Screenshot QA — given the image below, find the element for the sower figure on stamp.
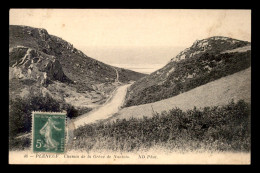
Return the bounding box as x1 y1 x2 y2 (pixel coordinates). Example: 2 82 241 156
40 117 62 151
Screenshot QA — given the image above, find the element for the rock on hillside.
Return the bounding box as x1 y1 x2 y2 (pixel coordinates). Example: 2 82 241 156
9 25 146 107
171 36 250 62
124 36 251 107
109 67 251 122
9 25 146 86
9 46 71 85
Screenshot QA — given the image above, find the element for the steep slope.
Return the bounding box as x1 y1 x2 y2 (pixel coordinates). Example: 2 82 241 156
9 47 71 84
108 67 251 122
124 36 251 107
9 25 145 84
9 25 146 107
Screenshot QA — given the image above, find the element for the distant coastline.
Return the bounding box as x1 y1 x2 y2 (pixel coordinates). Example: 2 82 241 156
78 46 185 74
110 63 165 74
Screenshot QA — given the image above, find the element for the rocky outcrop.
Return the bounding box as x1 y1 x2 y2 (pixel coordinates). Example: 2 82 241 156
9 25 146 85
9 25 146 106
124 36 251 107
171 36 250 62
9 46 71 85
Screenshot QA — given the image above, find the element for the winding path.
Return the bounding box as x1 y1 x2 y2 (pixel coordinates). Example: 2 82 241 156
72 83 131 129
113 67 119 83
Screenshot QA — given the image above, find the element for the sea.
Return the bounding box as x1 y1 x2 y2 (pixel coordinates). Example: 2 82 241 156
78 46 185 74
109 63 166 74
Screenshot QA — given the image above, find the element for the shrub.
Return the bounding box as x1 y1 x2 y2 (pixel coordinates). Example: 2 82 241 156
9 90 85 150
73 100 251 152
9 93 61 138
65 105 79 119
125 51 251 107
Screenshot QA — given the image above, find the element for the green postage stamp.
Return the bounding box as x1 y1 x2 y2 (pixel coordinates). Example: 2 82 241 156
32 112 66 153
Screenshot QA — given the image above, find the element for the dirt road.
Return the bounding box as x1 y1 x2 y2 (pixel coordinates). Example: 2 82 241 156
113 67 119 83
72 83 131 128
108 67 251 122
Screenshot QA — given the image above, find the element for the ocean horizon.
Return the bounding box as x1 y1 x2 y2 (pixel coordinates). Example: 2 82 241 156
110 63 166 74
78 46 185 74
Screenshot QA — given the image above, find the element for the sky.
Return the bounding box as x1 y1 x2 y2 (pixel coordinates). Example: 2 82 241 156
9 9 251 73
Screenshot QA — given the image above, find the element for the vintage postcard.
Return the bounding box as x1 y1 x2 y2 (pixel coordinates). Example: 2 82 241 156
9 9 251 164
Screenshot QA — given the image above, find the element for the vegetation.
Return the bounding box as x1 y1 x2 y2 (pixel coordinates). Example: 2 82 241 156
73 100 250 152
125 51 251 107
9 47 28 66
77 107 92 116
9 92 79 150
66 106 92 119
9 25 146 86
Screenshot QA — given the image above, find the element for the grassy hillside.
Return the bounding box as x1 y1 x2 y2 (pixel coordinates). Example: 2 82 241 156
9 25 146 111
9 25 146 86
109 67 250 121
124 37 251 107
72 100 250 152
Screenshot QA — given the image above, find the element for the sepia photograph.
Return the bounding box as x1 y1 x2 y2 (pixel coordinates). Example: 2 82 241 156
9 9 251 164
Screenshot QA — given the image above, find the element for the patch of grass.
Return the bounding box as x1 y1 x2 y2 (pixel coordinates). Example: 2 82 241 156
20 79 37 86
66 106 92 119
9 136 31 151
10 25 145 87
73 100 250 152
9 91 79 150
77 107 92 116
125 51 251 107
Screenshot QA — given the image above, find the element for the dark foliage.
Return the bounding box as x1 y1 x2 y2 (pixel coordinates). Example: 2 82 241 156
66 105 79 119
125 51 251 107
73 100 250 152
9 93 61 138
9 93 79 149
77 107 92 116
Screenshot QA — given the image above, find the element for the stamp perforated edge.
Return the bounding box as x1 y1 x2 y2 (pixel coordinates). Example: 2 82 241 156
31 111 67 154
